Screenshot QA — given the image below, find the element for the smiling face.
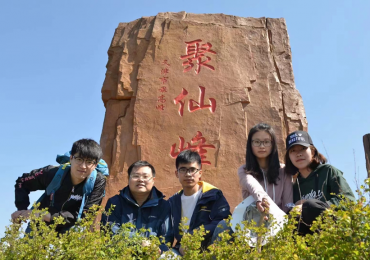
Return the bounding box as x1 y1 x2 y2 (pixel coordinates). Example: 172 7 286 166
288 145 313 171
251 130 273 161
70 153 97 184
175 161 202 189
128 166 155 194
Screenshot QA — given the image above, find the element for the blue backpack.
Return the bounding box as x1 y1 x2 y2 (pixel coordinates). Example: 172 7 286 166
35 152 109 219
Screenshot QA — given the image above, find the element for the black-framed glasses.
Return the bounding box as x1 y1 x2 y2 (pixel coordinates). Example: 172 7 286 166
130 175 154 182
72 156 97 167
251 140 272 147
177 167 200 175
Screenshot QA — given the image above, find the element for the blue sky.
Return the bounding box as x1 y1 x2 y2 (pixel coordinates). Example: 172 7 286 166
0 0 369 236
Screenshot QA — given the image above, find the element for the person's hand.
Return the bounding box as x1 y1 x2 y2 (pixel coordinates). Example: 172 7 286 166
11 210 24 223
295 200 306 206
257 198 270 221
12 210 51 224
141 239 151 247
11 210 31 223
33 211 51 222
291 204 303 214
256 198 270 213
42 213 51 222
179 245 185 256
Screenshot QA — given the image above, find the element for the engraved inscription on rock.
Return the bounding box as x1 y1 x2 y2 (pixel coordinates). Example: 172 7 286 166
100 12 307 209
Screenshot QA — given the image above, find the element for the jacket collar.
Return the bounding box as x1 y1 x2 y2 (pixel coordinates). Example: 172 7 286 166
200 181 217 193
297 164 324 183
176 181 217 195
171 181 219 241
120 185 164 208
197 181 219 204
173 181 219 207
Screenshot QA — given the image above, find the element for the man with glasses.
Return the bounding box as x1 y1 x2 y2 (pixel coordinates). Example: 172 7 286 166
12 138 107 233
101 161 173 252
169 150 231 255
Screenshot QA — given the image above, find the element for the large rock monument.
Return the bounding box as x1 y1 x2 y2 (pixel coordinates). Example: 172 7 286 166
100 12 307 209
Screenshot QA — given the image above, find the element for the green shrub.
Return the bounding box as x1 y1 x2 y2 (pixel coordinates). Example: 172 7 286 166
0 205 162 260
2 179 370 259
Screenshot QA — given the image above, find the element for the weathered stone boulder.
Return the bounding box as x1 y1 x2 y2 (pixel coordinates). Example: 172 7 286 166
100 12 307 209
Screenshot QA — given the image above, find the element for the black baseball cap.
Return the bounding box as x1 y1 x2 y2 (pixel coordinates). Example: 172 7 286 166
286 130 313 151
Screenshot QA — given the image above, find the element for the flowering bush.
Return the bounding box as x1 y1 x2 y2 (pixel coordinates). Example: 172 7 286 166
1 179 370 259
0 206 163 260
175 179 370 260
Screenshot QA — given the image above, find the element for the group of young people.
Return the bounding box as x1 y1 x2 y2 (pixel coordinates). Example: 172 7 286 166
11 124 356 255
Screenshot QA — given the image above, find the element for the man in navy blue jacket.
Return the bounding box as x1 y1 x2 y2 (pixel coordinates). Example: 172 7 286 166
169 150 231 255
101 161 173 252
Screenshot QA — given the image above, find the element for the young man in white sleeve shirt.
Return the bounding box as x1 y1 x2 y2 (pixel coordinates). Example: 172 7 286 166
169 150 231 256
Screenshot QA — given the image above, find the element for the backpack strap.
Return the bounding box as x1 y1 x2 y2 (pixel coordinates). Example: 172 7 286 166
77 170 97 219
46 164 70 195
77 159 109 218
33 164 69 209
47 164 70 207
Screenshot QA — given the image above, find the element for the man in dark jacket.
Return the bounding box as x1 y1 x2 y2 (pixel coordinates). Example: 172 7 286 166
101 161 173 252
12 139 107 233
169 150 231 255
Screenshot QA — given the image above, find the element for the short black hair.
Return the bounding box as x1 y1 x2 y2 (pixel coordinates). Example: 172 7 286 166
175 150 202 169
127 161 156 178
71 139 102 163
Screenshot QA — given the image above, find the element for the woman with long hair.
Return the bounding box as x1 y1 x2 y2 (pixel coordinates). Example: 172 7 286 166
285 130 355 235
238 123 293 213
211 123 292 243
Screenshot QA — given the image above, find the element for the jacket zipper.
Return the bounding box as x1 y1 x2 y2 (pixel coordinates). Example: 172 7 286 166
61 186 74 211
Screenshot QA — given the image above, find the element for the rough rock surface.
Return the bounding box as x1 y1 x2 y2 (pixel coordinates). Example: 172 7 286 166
100 12 307 210
363 134 370 178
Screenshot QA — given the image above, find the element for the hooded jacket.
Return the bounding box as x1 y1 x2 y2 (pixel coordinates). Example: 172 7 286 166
293 164 355 206
169 181 231 248
101 186 173 252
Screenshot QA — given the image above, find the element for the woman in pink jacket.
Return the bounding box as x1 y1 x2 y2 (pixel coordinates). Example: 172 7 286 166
237 123 293 213
211 123 293 243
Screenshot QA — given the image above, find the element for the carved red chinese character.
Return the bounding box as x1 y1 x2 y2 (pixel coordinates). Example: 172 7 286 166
156 104 165 111
158 86 168 93
170 131 215 165
161 68 170 75
162 60 170 67
180 39 217 74
173 88 189 116
159 77 168 84
173 86 216 116
189 86 216 113
157 95 166 103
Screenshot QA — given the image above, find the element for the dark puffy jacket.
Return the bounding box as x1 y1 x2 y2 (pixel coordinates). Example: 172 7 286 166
169 181 231 248
101 186 173 252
